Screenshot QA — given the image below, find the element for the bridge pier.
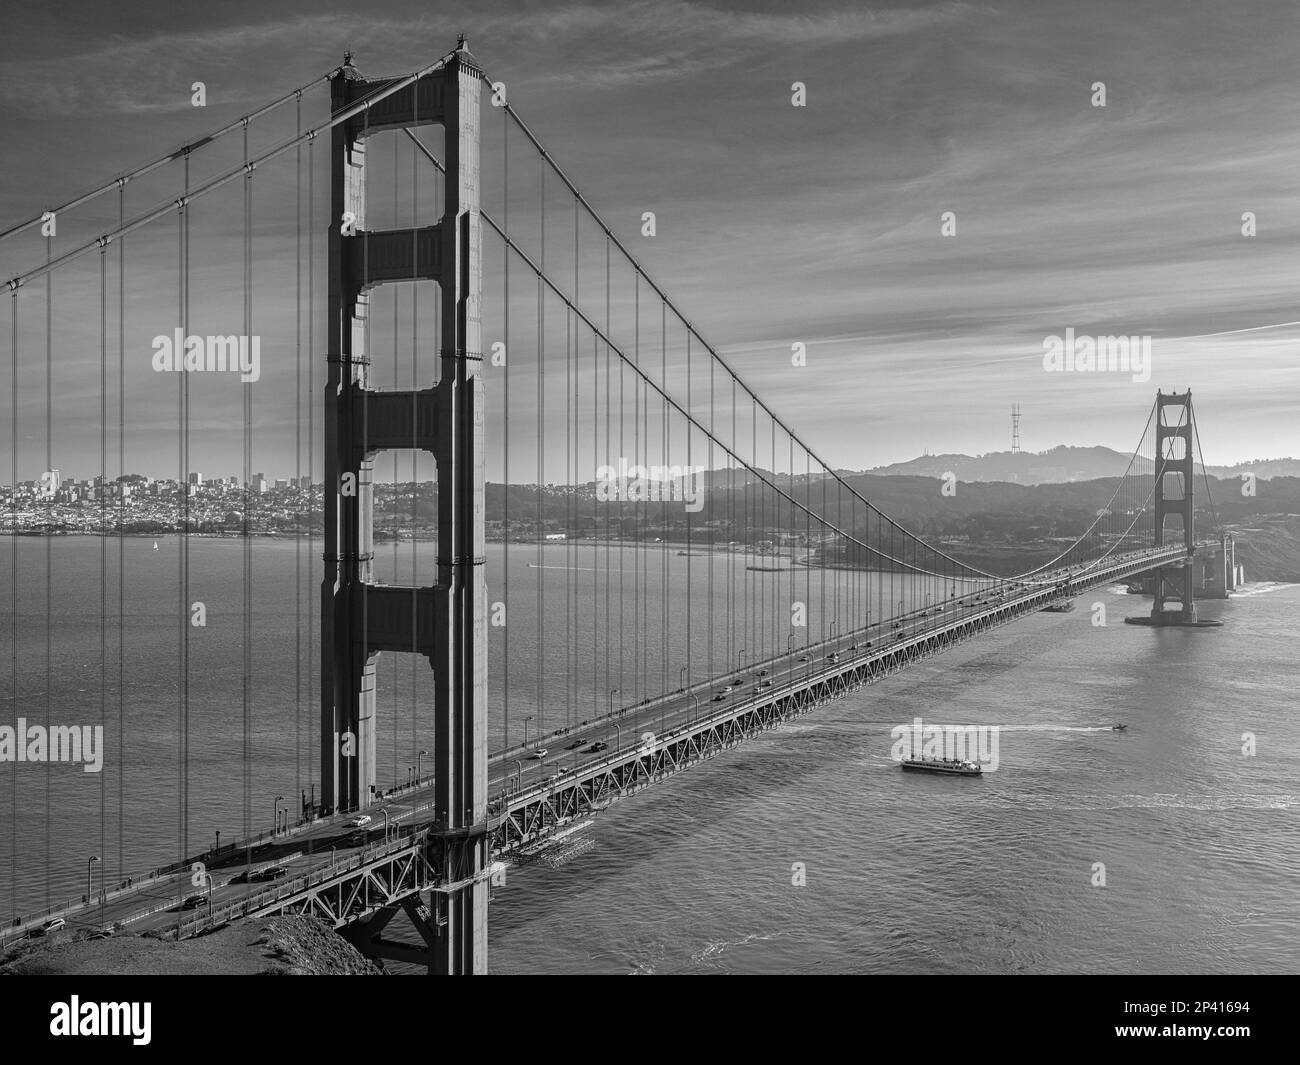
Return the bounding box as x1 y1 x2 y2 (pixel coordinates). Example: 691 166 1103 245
1125 391 1223 628
322 38 488 972
1149 391 1197 623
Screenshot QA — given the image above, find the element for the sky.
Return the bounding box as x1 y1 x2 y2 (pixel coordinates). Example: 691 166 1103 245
1 0 1298 483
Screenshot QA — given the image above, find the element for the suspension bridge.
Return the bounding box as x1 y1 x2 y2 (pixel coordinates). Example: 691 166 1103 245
0 38 1230 973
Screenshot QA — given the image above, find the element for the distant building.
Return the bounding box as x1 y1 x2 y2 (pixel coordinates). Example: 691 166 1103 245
189 472 202 485
274 478 289 491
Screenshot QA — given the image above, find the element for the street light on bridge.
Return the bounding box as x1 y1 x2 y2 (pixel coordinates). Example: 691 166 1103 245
608 688 620 717
417 749 429 784
273 795 285 836
86 855 99 910
524 714 534 747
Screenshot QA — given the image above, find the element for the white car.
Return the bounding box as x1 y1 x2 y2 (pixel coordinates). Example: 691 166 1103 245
350 815 372 827
528 749 549 760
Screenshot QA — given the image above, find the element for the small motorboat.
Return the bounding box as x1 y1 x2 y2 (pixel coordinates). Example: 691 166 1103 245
1112 723 1127 731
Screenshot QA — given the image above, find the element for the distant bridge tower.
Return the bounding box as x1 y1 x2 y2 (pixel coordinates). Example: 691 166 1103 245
1150 390 1196 622
321 39 488 973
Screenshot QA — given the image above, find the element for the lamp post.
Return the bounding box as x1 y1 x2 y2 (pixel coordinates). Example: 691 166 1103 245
524 714 534 747
86 855 99 910
417 749 428 784
273 795 284 837
382 808 390 843
737 649 747 674
607 688 619 717
787 633 795 654
614 723 622 752
689 693 700 724
513 759 522 790
678 666 687 692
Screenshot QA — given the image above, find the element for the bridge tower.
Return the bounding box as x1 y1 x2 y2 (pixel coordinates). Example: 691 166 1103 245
1150 390 1196 623
322 39 488 973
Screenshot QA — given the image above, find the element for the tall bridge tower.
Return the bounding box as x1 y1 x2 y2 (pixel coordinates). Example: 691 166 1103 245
1151 390 1196 623
321 38 488 972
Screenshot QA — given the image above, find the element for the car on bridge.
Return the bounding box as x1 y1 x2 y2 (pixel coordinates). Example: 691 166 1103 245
586 741 609 753
713 693 727 701
757 669 769 676
254 866 288 882
31 917 66 937
181 894 206 910
529 748 549 759
351 814 372 827
564 737 587 749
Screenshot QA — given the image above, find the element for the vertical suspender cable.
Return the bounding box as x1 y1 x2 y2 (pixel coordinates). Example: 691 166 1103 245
8 290 16 920
98 244 107 905
117 184 125 881
44 231 51 903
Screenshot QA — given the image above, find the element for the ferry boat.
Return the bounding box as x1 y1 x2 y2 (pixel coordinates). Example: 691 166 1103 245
1040 599 1074 613
899 757 982 776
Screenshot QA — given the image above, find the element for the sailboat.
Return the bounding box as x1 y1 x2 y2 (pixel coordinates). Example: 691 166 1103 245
152 541 159 551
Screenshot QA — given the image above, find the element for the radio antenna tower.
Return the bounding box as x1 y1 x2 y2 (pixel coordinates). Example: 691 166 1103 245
1011 404 1022 454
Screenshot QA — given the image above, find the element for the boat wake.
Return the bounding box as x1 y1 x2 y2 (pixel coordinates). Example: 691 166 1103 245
690 931 788 967
1230 581 1297 597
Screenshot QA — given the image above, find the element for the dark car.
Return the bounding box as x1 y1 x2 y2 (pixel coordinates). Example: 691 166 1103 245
564 737 587 750
712 693 727 701
586 741 609 753
181 894 206 910
254 866 288 882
